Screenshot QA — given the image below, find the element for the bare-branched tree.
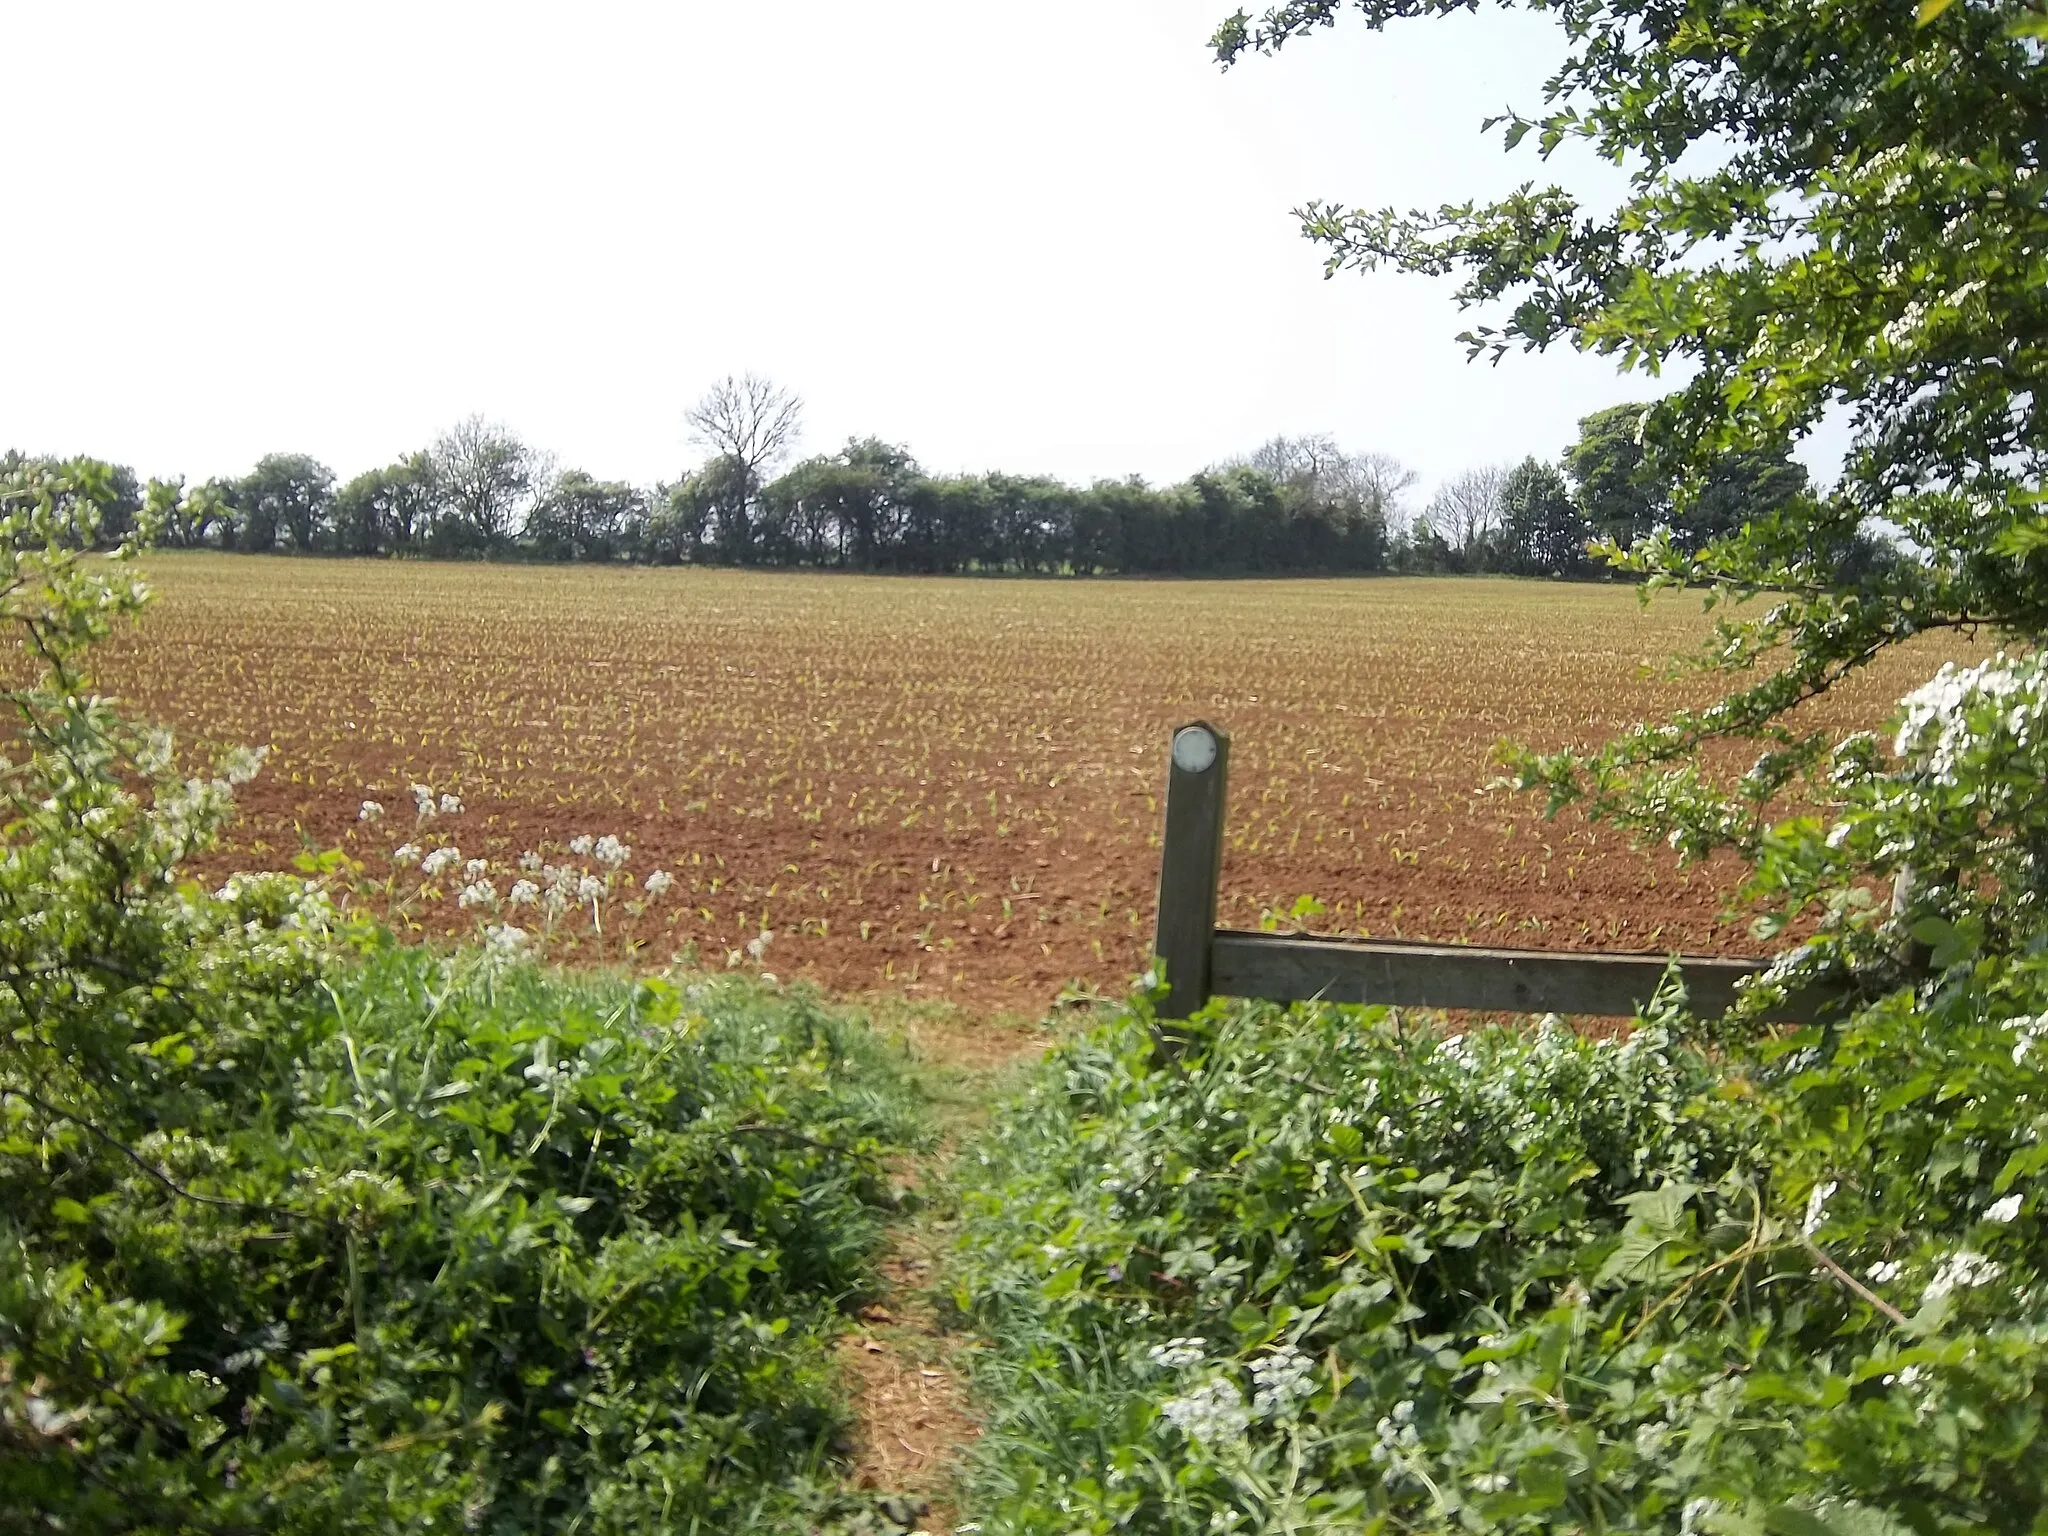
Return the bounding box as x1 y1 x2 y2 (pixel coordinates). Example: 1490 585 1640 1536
430 416 549 546
1426 464 1510 558
685 374 803 482
682 375 803 560
1237 435 1417 529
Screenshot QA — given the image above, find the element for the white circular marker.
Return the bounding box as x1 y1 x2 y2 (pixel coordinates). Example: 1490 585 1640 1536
1171 725 1218 775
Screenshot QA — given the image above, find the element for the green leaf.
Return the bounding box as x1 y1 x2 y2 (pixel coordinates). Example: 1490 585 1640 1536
50 1198 90 1224
1765 1507 1844 1536
1915 0 1956 22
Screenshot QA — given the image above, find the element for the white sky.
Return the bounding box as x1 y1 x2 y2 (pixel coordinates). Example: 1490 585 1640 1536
3 1 1671 503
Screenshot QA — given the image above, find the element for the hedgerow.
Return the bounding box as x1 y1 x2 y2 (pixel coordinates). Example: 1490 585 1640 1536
957 972 2048 1533
0 461 925 1530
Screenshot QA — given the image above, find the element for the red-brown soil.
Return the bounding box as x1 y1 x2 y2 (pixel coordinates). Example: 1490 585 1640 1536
105 556 1971 1012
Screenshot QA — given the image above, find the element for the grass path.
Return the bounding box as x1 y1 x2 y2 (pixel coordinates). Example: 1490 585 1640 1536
836 1001 1061 1533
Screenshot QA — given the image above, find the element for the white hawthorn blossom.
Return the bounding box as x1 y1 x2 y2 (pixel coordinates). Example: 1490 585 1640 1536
1803 1179 1839 1237
1985 1193 2023 1224
1922 1249 2003 1304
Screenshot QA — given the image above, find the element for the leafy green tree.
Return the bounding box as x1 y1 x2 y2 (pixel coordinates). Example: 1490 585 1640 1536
237 452 337 552
1496 456 1590 577
1567 403 1810 552
336 451 437 555
1218 0 2046 858
525 469 645 562
763 438 923 568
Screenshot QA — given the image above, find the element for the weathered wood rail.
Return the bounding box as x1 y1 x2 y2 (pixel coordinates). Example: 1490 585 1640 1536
1151 721 1832 1023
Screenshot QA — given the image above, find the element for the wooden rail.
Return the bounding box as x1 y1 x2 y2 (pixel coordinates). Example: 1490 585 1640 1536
1151 721 1830 1023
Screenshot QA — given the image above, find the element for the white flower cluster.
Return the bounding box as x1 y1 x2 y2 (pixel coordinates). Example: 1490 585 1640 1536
1146 1337 1206 1370
1369 1398 1420 1471
1894 652 2044 785
1248 1345 1315 1419
643 869 674 897
1922 1249 2003 1305
409 782 463 820
481 922 528 972
523 1037 588 1094
1802 1179 1838 1238
420 846 462 879
2006 1011 2048 1066
1984 1193 2023 1224
1157 1378 1250 1447
1680 1496 1721 1536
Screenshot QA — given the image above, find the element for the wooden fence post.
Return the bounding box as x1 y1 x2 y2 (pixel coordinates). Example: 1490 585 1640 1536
1154 721 1229 1021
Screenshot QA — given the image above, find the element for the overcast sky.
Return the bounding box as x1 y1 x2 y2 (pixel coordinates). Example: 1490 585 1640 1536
3 2 1665 503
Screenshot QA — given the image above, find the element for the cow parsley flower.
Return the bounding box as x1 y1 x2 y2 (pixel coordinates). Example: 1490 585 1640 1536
593 834 629 868
517 851 544 872
391 843 422 866
568 834 594 856
1158 1378 1250 1446
482 923 527 963
577 874 605 903
411 784 436 818
1249 1345 1315 1419
420 847 462 879
747 929 774 962
1146 1338 1206 1370
507 879 539 907
456 880 497 910
643 869 674 897
464 858 488 881
438 792 463 816
358 800 385 823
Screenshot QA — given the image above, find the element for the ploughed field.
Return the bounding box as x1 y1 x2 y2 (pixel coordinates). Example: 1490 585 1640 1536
108 554 1963 1008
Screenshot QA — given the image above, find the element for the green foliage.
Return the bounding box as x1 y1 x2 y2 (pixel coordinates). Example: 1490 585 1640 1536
958 981 2048 1533
0 459 924 1531
1495 458 1588 578
1217 0 2045 868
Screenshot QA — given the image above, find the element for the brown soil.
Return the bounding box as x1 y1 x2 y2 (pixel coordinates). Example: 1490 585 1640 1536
108 558 1977 1015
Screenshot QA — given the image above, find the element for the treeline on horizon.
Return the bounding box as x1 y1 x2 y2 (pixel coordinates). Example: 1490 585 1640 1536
8 374 1872 580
